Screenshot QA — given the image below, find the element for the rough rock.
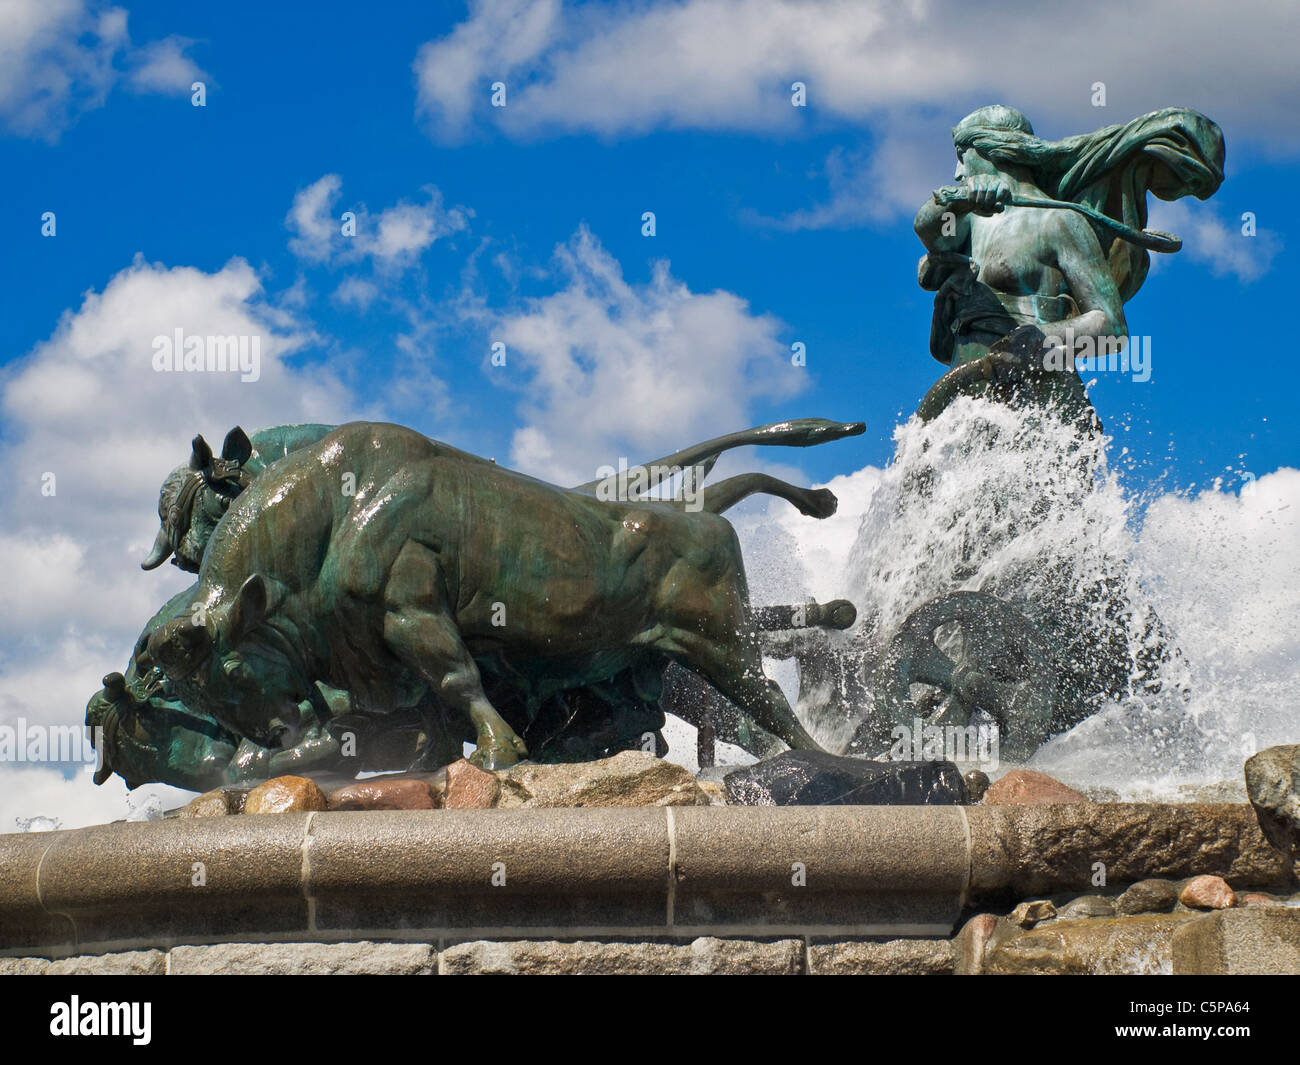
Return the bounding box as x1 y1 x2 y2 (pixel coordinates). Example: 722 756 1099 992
984 915 1189 975
243 775 327 814
1245 744 1300 855
809 938 953 975
953 913 1017 975
723 751 967 807
695 779 728 806
1238 892 1284 906
442 759 501 809
1009 899 1057 927
1179 874 1236 910
327 776 437 811
47 950 166 975
439 937 803 975
0 958 51 975
1116 878 1180 915
179 786 247 818
964 770 990 803
169 941 437 975
495 751 702 808
983 769 1089 805
1058 894 1116 919
1172 907 1300 975
970 803 1296 895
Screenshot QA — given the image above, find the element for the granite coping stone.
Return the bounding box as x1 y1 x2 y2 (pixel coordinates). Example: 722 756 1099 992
0 804 1293 955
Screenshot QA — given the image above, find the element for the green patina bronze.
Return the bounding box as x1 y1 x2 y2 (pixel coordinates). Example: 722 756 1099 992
85 583 348 791
849 105 1225 750
913 105 1224 424
85 105 1229 789
142 423 337 574
90 418 863 785
141 422 845 771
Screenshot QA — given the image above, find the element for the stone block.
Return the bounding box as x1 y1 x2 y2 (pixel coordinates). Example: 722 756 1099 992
439 937 803 975
170 941 437 975
1172 907 1300 974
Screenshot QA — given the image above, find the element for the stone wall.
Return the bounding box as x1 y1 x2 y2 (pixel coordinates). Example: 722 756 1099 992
0 937 954 975
1 803 1295 974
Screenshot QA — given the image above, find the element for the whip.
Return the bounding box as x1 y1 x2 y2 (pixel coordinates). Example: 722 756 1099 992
932 184 1182 253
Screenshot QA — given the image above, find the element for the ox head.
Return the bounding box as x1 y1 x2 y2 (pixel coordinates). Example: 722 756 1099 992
145 574 309 747
142 427 255 573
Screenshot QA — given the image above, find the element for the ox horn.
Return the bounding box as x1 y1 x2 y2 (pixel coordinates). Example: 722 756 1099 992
141 527 174 570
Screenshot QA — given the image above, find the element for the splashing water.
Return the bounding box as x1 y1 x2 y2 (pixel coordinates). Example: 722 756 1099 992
15 815 61 833
742 394 1299 799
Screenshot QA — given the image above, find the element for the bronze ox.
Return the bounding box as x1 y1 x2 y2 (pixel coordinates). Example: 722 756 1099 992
147 421 860 768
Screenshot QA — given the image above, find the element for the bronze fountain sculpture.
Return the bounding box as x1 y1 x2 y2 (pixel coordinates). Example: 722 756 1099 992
841 104 1223 761
86 104 1225 792
88 419 863 787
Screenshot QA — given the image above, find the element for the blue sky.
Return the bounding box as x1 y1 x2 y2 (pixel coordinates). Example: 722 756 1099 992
6 0 1294 487
1 0 1296 824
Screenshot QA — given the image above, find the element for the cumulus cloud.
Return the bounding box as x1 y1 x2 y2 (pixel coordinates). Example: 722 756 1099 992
285 174 343 261
414 0 560 142
495 225 806 484
0 255 354 827
1147 199 1283 283
415 0 1300 155
332 276 380 311
0 765 190 833
126 34 205 94
286 174 470 270
0 0 207 139
0 255 356 823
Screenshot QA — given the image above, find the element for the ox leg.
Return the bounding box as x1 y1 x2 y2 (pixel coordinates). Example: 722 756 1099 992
385 608 528 770
382 543 528 770
661 628 822 752
700 473 838 519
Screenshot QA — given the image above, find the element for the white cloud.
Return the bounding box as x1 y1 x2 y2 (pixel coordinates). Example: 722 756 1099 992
0 254 352 724
287 174 470 270
416 0 1300 152
332 276 380 311
126 34 204 95
1147 199 1282 283
414 0 560 142
286 174 343 262
0 0 207 139
0 765 190 833
0 254 359 826
496 225 806 484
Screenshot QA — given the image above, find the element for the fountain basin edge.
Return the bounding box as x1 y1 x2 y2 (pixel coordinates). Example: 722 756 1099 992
0 804 1291 959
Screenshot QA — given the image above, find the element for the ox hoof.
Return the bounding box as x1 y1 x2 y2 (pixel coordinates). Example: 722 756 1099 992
797 488 838 519
469 734 528 771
